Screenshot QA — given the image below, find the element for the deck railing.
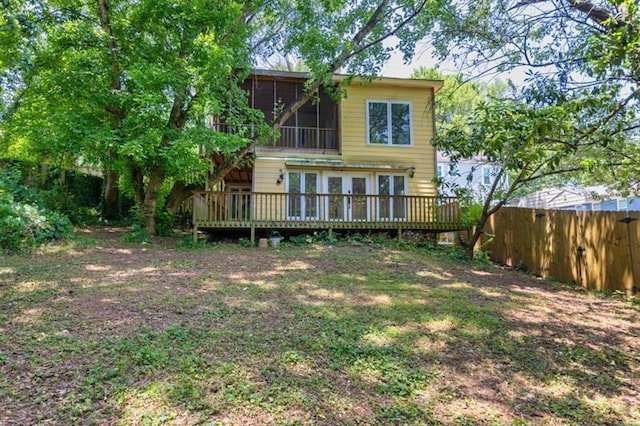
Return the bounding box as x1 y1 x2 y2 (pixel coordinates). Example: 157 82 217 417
209 123 338 151
192 192 462 232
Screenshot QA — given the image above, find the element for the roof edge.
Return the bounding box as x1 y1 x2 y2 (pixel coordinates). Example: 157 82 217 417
249 69 444 91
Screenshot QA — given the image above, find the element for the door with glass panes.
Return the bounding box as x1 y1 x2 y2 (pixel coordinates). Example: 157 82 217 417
325 174 370 221
377 175 407 220
287 172 318 219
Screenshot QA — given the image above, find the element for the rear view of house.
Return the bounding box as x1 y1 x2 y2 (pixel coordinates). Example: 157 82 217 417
193 70 462 239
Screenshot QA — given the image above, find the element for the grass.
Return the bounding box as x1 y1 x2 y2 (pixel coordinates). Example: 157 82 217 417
1 227 639 424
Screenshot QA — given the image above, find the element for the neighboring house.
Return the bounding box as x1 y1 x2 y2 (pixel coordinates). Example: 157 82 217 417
515 185 640 211
192 69 463 238
436 153 508 201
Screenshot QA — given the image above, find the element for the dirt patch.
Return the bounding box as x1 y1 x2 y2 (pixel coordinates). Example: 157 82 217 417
0 227 638 424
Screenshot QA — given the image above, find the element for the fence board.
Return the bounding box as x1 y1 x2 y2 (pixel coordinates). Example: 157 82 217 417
484 207 639 294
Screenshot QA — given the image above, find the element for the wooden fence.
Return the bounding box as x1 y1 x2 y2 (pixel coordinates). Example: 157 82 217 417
483 207 640 295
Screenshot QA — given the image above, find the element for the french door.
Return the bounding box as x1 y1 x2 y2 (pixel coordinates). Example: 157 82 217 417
377 175 407 220
325 174 370 221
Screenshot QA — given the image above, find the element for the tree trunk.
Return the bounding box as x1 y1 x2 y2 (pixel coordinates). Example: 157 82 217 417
39 162 48 187
103 167 120 219
131 166 145 206
165 181 202 215
465 226 484 259
465 213 492 259
141 166 165 235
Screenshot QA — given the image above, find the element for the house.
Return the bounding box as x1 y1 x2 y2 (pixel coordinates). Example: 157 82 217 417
515 185 640 211
192 70 463 239
436 153 508 200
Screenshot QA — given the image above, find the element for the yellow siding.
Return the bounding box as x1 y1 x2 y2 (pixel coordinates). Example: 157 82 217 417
252 80 438 198
253 157 286 193
253 157 286 220
340 83 437 196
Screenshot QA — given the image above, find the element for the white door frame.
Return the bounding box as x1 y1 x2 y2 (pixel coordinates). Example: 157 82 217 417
323 172 371 221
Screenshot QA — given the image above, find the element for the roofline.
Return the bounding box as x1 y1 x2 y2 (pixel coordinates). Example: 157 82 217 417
249 68 444 91
333 74 444 91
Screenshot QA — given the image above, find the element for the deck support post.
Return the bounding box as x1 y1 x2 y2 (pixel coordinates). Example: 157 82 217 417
328 227 333 238
192 201 198 242
397 225 403 241
250 225 255 243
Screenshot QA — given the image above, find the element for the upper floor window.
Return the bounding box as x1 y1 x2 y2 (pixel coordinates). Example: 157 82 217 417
482 165 492 185
367 101 412 146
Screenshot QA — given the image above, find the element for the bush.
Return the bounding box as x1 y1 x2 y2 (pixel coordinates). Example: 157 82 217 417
38 185 100 225
461 202 484 228
154 209 175 237
177 235 207 250
124 225 151 244
0 167 73 253
0 191 72 253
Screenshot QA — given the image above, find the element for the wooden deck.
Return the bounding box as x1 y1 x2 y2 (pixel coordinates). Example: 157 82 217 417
191 192 464 239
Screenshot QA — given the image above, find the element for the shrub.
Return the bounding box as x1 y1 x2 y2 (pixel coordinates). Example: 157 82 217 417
124 225 151 244
238 237 254 247
0 167 73 253
0 191 72 253
461 202 484 228
177 235 207 250
154 209 175 237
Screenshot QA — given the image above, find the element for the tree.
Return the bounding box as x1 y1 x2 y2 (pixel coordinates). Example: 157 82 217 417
1 1 273 232
424 1 640 257
411 66 508 202
431 0 640 181
411 66 507 133
1 0 447 234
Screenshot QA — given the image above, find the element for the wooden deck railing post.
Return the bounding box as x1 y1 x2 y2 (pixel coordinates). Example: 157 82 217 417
192 195 198 242
191 191 464 233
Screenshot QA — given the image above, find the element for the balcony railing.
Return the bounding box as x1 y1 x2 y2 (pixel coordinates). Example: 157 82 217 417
191 191 463 232
209 123 338 151
275 126 338 150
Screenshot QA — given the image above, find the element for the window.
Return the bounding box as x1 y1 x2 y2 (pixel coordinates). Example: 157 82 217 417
618 198 628 211
448 164 458 177
367 101 412 145
482 166 491 185
591 204 602 211
436 164 444 178
287 172 318 219
481 165 508 188
377 174 406 220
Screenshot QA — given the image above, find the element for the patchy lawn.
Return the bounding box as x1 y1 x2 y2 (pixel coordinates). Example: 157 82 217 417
1 228 639 425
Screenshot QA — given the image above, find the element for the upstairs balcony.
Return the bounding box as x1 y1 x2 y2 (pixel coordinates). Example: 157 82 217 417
209 122 338 151
231 72 340 152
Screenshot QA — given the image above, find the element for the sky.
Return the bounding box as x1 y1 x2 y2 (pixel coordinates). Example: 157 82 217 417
381 40 529 86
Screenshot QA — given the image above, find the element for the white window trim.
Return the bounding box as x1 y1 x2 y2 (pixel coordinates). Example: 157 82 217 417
366 100 413 147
